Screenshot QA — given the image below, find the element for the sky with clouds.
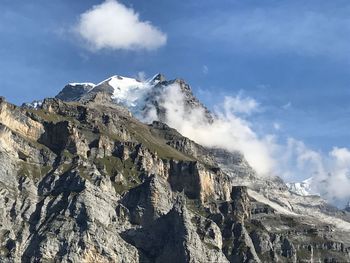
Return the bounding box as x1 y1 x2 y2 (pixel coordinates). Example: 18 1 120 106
1 0 350 204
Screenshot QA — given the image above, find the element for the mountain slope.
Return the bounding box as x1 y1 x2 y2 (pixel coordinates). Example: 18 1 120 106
54 74 213 123
0 76 350 262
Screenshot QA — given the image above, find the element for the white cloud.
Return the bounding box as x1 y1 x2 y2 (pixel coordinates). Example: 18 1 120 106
330 147 350 166
141 84 350 206
135 71 147 81
323 148 350 201
74 0 167 51
273 122 281 130
279 138 325 179
202 65 209 74
222 94 259 115
282 102 292 110
144 84 275 175
279 140 350 204
197 87 212 99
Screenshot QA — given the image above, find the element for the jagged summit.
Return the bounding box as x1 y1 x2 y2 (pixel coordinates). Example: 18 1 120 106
150 73 166 83
56 74 160 104
56 82 95 102
54 73 213 123
96 75 154 108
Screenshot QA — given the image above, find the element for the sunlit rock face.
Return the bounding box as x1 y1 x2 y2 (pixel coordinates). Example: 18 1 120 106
0 76 350 262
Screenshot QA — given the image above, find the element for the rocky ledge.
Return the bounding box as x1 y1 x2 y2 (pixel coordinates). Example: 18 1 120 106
0 96 350 262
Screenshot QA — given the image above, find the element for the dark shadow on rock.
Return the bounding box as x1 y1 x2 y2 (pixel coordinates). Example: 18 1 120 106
120 200 188 263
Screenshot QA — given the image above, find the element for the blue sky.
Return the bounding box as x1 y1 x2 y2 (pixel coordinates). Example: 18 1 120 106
1 0 350 193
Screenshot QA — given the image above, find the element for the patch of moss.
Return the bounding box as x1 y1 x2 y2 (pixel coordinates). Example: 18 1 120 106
0 247 9 257
41 258 56 263
95 156 123 175
97 117 193 161
83 130 99 144
258 253 273 262
311 249 348 263
59 163 73 175
98 125 125 142
28 109 66 124
128 122 193 161
307 233 325 243
18 161 49 180
244 221 261 233
204 242 220 251
40 165 52 175
77 165 92 182
296 249 311 260
61 150 74 159
280 215 298 228
94 156 141 194
186 197 209 217
113 183 134 195
222 238 234 252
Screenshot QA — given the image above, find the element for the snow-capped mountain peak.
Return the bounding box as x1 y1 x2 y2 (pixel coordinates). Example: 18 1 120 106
93 75 154 108
22 100 43 109
54 73 212 125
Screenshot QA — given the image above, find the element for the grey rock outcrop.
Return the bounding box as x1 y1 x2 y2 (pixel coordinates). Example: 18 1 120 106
1 91 350 263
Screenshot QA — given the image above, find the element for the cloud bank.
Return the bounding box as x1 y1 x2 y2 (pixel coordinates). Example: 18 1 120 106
143 83 350 206
316 147 350 202
281 142 350 204
146 83 276 175
74 0 167 51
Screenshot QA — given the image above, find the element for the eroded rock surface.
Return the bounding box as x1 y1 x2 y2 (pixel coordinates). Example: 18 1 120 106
0 96 350 263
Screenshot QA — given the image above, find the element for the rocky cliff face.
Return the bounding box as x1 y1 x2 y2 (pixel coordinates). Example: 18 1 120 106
1 82 350 262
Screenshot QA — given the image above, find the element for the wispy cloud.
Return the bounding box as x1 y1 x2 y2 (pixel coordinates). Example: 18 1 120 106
74 0 167 51
321 148 350 201
142 83 350 205
273 122 281 131
281 141 350 204
135 71 147 81
221 94 259 115
202 65 209 74
143 83 275 175
282 102 292 110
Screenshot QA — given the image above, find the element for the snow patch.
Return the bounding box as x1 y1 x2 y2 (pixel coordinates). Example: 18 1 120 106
248 189 298 216
22 100 43 109
249 189 350 232
68 82 96 93
286 177 318 196
68 82 96 87
95 75 160 112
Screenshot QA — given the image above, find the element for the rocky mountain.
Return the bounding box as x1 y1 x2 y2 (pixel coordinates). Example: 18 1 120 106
56 83 95 102
1 75 350 262
54 74 213 123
